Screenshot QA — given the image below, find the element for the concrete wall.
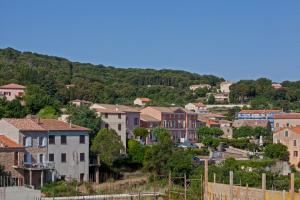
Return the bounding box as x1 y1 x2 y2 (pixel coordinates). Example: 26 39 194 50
125 112 140 138
0 186 41 200
274 118 300 131
47 131 89 182
0 120 20 142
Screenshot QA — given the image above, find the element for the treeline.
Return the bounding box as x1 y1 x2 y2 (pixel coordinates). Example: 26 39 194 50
230 78 300 111
0 48 223 106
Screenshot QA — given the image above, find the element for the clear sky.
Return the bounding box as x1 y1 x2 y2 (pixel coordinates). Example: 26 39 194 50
1 1 300 82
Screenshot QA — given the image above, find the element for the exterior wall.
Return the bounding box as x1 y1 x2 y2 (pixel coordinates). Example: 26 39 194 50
133 99 144 106
19 131 48 165
220 82 232 93
0 88 25 101
0 150 24 178
220 127 233 139
100 113 127 148
47 131 89 182
274 118 300 131
126 112 140 139
0 120 20 142
273 128 300 166
185 103 208 114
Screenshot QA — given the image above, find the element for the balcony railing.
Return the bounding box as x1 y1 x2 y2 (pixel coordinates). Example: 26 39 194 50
15 161 55 170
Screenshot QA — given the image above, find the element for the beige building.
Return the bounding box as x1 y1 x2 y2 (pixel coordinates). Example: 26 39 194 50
189 84 211 91
185 102 208 114
233 119 270 130
220 81 233 93
90 104 140 148
0 83 26 101
273 126 300 166
274 113 300 131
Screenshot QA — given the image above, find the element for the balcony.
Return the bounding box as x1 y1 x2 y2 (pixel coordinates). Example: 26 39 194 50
14 161 55 170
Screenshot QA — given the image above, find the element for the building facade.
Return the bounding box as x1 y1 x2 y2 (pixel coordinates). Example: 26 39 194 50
237 110 284 131
274 113 300 131
133 98 151 106
273 126 300 167
185 102 208 114
0 83 26 101
90 104 140 148
220 81 233 93
0 118 90 188
140 106 199 142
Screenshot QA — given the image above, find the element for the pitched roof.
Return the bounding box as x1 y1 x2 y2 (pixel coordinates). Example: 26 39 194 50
239 109 282 114
91 104 140 113
0 135 23 148
193 102 206 107
140 114 160 122
137 98 151 102
3 118 90 132
0 83 26 90
147 106 196 114
274 113 300 119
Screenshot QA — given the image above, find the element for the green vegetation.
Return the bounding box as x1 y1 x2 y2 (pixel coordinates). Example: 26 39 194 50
264 143 289 161
91 129 125 167
0 48 224 107
233 126 271 139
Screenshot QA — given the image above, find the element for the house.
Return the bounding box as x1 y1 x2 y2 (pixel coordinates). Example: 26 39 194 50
219 120 233 139
273 126 300 167
274 113 300 131
272 83 282 90
133 98 151 106
220 81 233 93
233 119 271 130
71 99 92 107
140 114 160 144
0 118 90 188
90 104 140 148
185 102 208 114
0 135 25 185
210 93 229 103
189 84 211 91
0 83 26 101
237 109 284 131
140 106 199 142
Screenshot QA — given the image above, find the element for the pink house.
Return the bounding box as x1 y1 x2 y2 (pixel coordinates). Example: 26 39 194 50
0 83 26 101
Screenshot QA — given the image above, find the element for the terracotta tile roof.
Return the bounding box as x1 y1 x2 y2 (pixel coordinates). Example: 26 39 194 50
71 99 92 104
239 109 282 114
3 118 90 132
33 119 90 131
4 118 46 131
91 104 140 113
138 98 151 102
274 113 300 119
0 83 26 90
193 102 206 107
206 120 219 125
140 114 160 122
147 106 196 114
0 135 23 148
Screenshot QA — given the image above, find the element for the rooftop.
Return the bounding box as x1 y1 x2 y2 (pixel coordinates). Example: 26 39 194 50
0 83 26 90
140 114 160 122
0 135 23 148
146 106 196 114
274 113 300 119
91 104 140 113
136 97 151 102
239 109 282 114
3 118 90 132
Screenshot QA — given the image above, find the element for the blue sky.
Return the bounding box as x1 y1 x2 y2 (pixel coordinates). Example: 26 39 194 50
1 1 300 82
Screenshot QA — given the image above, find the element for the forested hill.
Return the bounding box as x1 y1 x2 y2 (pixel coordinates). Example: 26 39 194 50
0 48 224 106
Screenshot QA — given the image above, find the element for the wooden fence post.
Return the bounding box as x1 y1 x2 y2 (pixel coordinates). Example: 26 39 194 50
204 159 208 200
168 171 171 200
229 171 233 200
184 174 187 200
262 173 266 200
290 173 294 200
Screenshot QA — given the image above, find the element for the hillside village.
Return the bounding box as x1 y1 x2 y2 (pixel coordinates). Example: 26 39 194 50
1 49 300 198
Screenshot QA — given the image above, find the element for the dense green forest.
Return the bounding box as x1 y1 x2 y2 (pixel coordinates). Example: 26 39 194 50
0 48 223 106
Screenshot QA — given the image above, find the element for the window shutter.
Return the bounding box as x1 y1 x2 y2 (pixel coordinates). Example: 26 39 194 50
42 137 47 147
26 137 32 147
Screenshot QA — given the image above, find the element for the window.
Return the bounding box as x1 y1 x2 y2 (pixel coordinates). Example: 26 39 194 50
285 131 289 137
49 154 54 162
39 137 47 147
61 153 66 163
118 114 122 119
80 135 85 144
287 123 290 127
294 151 298 157
294 140 297 147
134 118 139 126
118 124 122 131
80 153 85 162
61 135 67 144
23 137 32 147
104 113 108 118
24 153 32 164
49 135 55 144
60 175 65 181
